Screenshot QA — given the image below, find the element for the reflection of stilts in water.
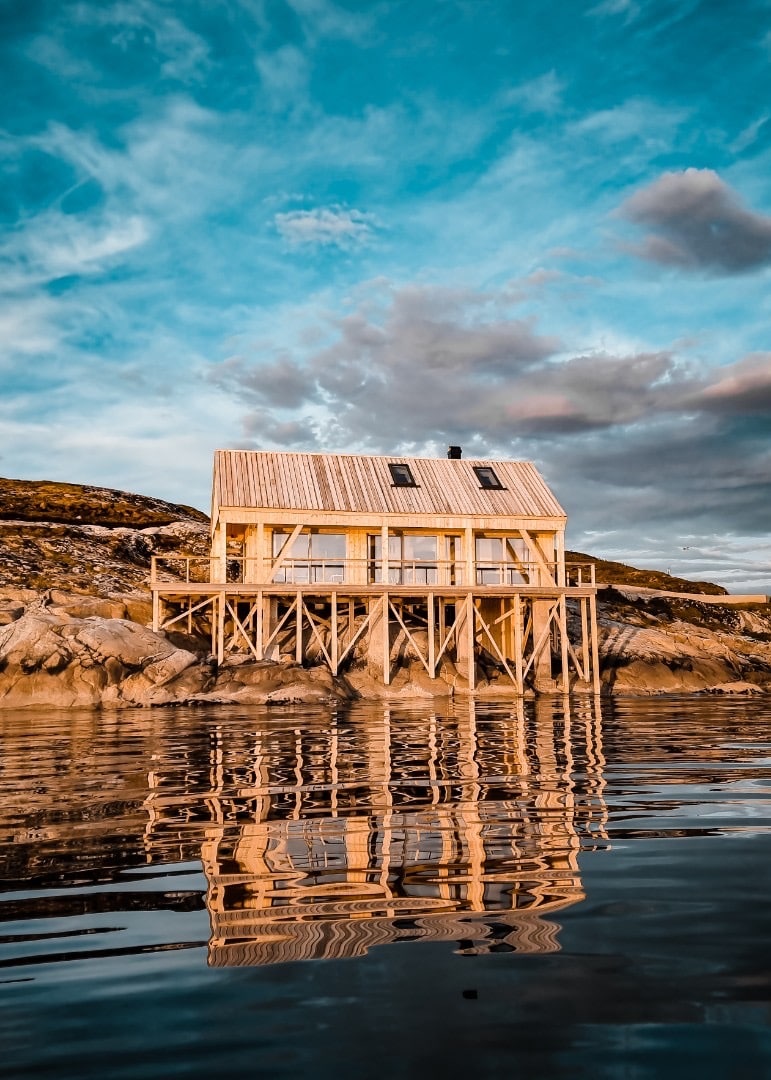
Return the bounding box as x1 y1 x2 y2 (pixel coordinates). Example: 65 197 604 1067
142 701 608 966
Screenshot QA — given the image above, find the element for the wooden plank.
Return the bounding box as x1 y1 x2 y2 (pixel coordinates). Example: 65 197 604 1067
313 455 333 510
265 454 279 509
287 452 305 510
590 592 601 695
269 523 303 578
466 593 475 691
302 452 323 509
519 528 556 585
427 592 435 677
559 593 570 692
330 454 351 512
296 590 303 663
347 455 371 514
514 593 523 693
331 593 338 674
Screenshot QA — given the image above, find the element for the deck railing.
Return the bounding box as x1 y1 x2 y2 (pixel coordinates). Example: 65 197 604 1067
150 556 596 589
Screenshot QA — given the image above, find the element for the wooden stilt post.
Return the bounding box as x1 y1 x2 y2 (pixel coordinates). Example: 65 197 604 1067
217 592 225 665
589 592 601 695
559 593 570 693
256 590 264 660
296 590 303 665
514 593 523 694
331 592 338 675
152 590 160 633
427 592 436 678
467 593 476 691
382 593 390 685
581 596 590 683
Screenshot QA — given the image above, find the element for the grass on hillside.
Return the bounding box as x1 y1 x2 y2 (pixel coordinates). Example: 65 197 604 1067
566 550 726 595
0 477 208 529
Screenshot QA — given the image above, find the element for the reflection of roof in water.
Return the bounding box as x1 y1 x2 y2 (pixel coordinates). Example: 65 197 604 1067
141 700 608 966
208 910 568 966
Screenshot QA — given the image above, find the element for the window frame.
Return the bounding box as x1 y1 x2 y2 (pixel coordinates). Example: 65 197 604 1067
388 463 418 488
473 465 504 490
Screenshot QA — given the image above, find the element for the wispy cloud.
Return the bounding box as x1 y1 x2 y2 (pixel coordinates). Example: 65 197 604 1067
2 211 149 288
569 99 690 148
79 0 212 82
285 0 375 44
256 44 310 109
587 0 640 21
504 71 564 115
730 114 770 154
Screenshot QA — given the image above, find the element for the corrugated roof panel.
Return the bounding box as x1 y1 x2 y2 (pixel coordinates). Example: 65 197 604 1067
213 450 565 518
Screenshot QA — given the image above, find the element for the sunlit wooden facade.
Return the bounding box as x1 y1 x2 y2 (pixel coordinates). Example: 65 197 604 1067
151 449 599 692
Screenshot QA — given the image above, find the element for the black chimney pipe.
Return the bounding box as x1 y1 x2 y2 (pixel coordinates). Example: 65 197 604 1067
447 445 462 459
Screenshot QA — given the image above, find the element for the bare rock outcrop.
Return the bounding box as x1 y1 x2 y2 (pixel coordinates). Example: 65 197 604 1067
0 607 205 707
598 590 771 695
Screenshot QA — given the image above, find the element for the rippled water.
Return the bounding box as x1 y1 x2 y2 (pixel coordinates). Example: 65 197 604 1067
1 697 770 1078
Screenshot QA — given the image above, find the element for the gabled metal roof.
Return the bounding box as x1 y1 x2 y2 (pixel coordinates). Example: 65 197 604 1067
213 450 565 519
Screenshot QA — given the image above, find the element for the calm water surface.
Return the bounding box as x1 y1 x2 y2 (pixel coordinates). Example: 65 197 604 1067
1 697 770 1078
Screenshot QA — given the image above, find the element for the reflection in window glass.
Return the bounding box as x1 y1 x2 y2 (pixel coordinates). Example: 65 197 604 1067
369 533 438 584
388 463 416 486
474 466 504 490
475 536 528 585
404 535 437 562
272 531 346 583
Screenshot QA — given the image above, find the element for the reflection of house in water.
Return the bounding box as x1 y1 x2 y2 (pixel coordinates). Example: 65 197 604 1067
143 700 608 965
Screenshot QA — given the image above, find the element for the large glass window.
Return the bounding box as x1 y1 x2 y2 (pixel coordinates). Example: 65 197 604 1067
475 535 529 585
272 530 346 583
368 533 438 584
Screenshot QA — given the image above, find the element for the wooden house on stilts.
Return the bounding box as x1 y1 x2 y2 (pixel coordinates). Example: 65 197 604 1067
151 448 599 693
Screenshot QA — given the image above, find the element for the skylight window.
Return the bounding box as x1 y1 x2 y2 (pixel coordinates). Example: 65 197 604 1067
389 463 417 487
474 466 504 490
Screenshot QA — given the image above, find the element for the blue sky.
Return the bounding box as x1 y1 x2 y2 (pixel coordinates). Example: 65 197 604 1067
2 0 771 589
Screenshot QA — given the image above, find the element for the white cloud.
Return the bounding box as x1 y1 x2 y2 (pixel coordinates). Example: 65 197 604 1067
0 296 63 357
274 206 377 248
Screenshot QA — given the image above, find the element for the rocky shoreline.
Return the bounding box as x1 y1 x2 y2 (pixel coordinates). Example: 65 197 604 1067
1 581 769 709
1 478 769 706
